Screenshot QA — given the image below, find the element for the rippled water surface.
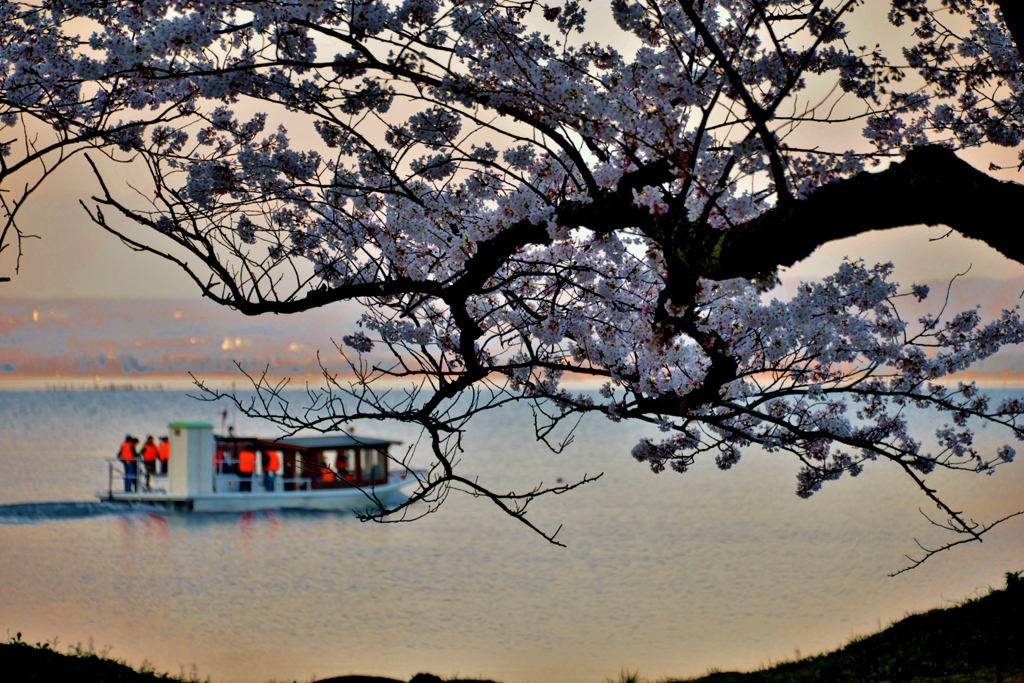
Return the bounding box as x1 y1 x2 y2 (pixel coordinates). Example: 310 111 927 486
1 390 1023 683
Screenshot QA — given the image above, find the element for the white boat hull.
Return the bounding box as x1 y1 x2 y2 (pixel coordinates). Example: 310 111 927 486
97 473 417 513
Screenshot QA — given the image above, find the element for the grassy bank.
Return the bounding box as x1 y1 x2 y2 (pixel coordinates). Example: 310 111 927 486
1 635 206 683
4 573 1022 683
660 570 1024 683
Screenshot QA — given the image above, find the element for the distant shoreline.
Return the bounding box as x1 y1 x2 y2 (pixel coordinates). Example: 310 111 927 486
4 373 1024 391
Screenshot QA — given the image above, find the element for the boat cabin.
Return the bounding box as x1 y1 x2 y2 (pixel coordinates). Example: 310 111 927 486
213 433 396 492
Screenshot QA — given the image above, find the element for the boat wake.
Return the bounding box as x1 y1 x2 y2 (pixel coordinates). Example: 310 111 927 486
0 501 378 525
0 501 131 525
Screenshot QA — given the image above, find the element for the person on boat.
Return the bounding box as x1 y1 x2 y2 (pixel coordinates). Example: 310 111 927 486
337 455 353 482
137 435 158 491
141 436 158 476
238 444 256 492
119 435 138 492
262 450 280 492
157 436 169 475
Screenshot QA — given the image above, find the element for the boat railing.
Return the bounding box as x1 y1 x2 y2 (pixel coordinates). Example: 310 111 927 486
104 458 165 499
212 471 313 493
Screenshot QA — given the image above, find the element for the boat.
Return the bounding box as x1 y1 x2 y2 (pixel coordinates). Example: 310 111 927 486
97 421 417 512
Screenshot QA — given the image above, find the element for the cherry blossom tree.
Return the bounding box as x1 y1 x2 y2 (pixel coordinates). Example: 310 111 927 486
3 0 1024 570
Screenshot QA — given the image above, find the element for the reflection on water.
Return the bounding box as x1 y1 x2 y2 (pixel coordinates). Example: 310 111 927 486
1 390 1023 683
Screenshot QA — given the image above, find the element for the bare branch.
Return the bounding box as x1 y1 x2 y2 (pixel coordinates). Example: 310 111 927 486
890 509 1024 576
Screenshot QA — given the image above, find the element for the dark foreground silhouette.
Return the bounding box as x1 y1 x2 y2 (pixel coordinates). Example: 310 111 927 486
3 573 1021 683
673 571 1023 683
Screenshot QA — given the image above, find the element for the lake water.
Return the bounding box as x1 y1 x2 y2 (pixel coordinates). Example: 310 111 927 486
1 389 1022 683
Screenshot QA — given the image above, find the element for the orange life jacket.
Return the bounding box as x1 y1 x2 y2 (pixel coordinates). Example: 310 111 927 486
142 443 158 461
120 441 135 461
320 464 335 482
157 442 169 461
238 450 256 474
264 451 280 473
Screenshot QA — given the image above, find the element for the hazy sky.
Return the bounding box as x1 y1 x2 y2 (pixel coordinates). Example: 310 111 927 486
1 153 200 299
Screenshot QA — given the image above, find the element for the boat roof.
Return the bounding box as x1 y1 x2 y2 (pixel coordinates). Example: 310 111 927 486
215 433 397 449
280 434 397 449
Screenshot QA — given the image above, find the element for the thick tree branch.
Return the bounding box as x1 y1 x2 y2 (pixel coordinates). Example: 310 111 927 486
705 146 1024 280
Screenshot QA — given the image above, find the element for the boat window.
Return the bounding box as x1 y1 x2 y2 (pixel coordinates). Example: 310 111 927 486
335 450 351 476
214 447 228 473
370 450 383 481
